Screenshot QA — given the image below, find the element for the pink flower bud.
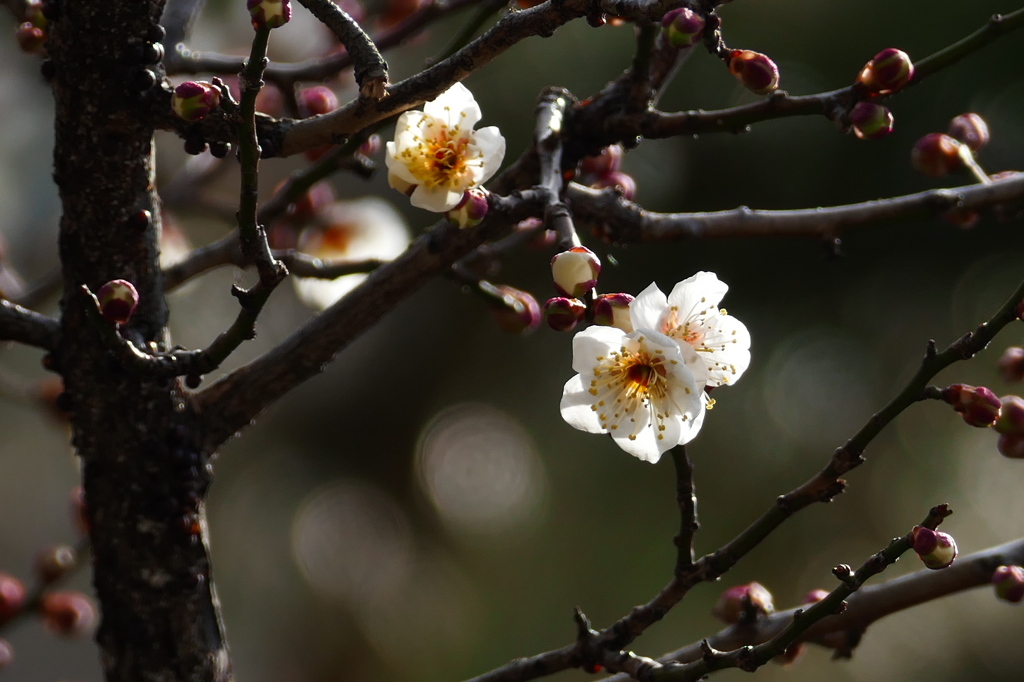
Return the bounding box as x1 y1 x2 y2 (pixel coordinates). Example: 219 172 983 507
661 8 705 48
551 247 601 298
997 434 1024 459
857 48 913 93
40 591 96 638
446 188 490 229
591 171 636 200
489 285 541 334
995 395 1024 437
359 134 382 157
544 297 587 332
0 638 11 671
592 293 634 332
299 85 338 117
911 133 963 177
910 526 957 569
712 582 775 624
992 565 1024 604
34 545 77 584
728 50 779 95
941 384 1001 427
96 279 139 326
247 0 291 29
579 145 623 180
849 101 894 140
998 347 1024 383
947 113 989 152
0 574 26 623
171 81 221 122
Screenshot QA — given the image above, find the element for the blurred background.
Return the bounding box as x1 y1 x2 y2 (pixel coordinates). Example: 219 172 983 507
1 0 1023 680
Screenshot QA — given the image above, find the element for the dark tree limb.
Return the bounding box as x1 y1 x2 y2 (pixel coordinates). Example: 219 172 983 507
568 172 1024 243
295 0 389 99
0 299 59 350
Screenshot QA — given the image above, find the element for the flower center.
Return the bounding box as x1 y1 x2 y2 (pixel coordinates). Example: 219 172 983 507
404 128 474 191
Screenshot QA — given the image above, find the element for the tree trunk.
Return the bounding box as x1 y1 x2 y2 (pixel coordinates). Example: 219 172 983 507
49 0 232 679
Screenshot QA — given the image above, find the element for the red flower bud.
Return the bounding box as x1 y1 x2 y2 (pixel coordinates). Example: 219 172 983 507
16 22 46 54
40 591 97 638
591 171 636 200
857 48 913 93
661 8 705 48
247 0 291 29
544 297 587 332
728 50 779 95
941 384 1001 427
998 347 1024 383
994 395 1024 437
992 565 1024 603
446 188 490 229
299 85 339 117
171 81 221 122
96 279 139 326
947 113 989 152
0 574 26 623
712 582 775 624
997 434 1024 459
911 133 963 177
0 638 12 671
592 293 634 332
579 145 623 180
849 101 894 140
910 526 957 569
488 285 541 334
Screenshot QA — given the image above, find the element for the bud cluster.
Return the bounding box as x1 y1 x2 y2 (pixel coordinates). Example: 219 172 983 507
911 113 992 183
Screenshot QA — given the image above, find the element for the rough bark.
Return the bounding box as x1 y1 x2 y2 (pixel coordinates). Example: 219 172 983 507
49 0 231 680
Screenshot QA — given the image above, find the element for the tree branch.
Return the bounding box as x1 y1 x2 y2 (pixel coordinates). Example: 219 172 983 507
568 172 1024 242
0 299 60 350
295 0 388 99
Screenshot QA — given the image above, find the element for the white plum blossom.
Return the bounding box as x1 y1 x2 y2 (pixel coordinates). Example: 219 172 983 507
293 198 410 310
560 325 708 463
385 83 506 213
630 272 750 387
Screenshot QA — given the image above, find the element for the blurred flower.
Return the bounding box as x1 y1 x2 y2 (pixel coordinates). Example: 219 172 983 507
911 133 962 177
293 198 410 310
386 83 505 212
994 395 1024 437
560 325 707 463
40 591 96 637
487 285 541 334
0 573 26 622
630 272 751 387
591 171 637 200
997 347 1024 383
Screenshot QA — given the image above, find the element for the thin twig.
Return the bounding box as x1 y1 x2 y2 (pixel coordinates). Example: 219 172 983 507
295 0 388 99
671 446 697 571
0 298 60 350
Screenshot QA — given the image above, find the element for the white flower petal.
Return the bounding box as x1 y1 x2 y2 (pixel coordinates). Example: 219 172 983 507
559 375 606 434
409 185 463 212
471 126 505 183
629 282 669 331
666 271 729 317
423 83 481 131
570 325 626 374
695 312 751 385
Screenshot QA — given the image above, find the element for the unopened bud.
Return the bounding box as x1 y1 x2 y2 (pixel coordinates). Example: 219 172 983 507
947 113 989 152
998 347 1024 383
941 384 1001 427
488 285 541 334
994 395 1024 437
16 22 46 54
849 101 894 140
728 50 779 95
910 526 957 569
96 279 139 326
34 545 77 584
544 297 587 332
247 0 292 29
0 574 26 623
298 85 338 117
359 134 382 157
992 565 1024 604
592 293 634 332
0 638 11 671
911 133 962 177
661 8 704 48
40 591 96 638
802 589 831 604
171 81 221 122
446 188 489 229
712 581 774 624
857 48 913 93
551 247 601 298
591 171 636 200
